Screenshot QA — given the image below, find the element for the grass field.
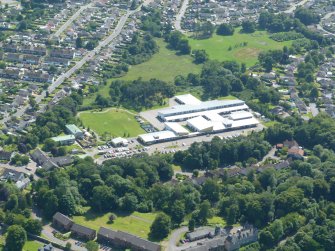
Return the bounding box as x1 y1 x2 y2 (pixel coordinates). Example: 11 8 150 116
73 210 157 239
188 29 293 66
78 108 144 137
23 240 43 251
111 38 202 83
83 38 201 106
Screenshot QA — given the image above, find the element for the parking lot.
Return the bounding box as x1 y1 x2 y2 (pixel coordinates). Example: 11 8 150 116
96 140 151 160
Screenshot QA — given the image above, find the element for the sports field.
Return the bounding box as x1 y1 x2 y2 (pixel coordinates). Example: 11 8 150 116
73 211 157 239
78 108 144 137
188 29 293 66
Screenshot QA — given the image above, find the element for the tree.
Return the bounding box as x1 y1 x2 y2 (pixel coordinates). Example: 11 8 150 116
178 39 191 54
5 225 27 251
188 218 195 232
242 20 256 33
149 213 171 240
120 193 138 212
216 23 234 36
295 8 320 25
65 242 72 251
193 50 208 64
24 219 42 235
86 241 99 251
169 200 185 225
5 194 18 211
202 179 220 203
17 21 27 31
76 37 83 48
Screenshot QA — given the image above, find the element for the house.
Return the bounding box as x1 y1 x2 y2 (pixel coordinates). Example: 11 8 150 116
51 156 73 167
283 140 299 148
30 148 58 170
38 244 54 251
183 225 258 251
50 48 75 59
51 135 76 145
1 169 25 183
71 223 96 241
65 124 84 139
288 146 304 160
0 150 12 162
23 70 53 83
186 228 215 242
15 177 30 190
97 227 161 251
52 212 74 232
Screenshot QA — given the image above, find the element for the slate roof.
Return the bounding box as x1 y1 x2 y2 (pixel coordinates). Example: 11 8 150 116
71 223 96 237
53 212 73 226
98 227 161 251
1 169 25 182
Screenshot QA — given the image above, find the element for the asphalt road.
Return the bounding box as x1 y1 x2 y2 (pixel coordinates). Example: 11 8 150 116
175 0 189 32
317 11 335 35
51 2 94 38
1 5 141 125
284 0 310 14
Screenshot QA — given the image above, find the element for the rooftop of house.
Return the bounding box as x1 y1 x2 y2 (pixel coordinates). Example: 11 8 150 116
53 212 73 226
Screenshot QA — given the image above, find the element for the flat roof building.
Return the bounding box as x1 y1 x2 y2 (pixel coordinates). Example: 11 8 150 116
158 99 246 122
229 111 253 121
51 135 75 145
187 116 213 132
138 131 178 145
175 94 202 105
164 122 189 136
111 137 129 147
65 124 84 139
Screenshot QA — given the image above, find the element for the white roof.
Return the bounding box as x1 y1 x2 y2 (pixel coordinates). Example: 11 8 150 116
231 117 259 128
175 94 202 105
111 137 128 144
159 99 245 118
187 116 213 131
164 104 249 122
164 122 189 135
138 131 177 143
229 111 253 121
204 112 225 122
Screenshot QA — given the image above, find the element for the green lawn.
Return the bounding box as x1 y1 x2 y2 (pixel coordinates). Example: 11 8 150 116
78 108 144 137
73 211 157 239
188 29 293 66
23 240 43 251
207 216 227 226
112 38 202 82
83 38 201 106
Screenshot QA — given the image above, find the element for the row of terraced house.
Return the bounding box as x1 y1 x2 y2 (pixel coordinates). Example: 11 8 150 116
52 212 161 251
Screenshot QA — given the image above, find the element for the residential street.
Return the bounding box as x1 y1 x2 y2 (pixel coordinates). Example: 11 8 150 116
175 0 189 32
51 2 94 38
0 3 144 125
284 0 310 14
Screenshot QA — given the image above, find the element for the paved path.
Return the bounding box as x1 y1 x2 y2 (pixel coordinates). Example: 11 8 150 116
317 11 335 35
51 2 94 38
167 226 188 251
175 0 189 32
284 0 310 14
